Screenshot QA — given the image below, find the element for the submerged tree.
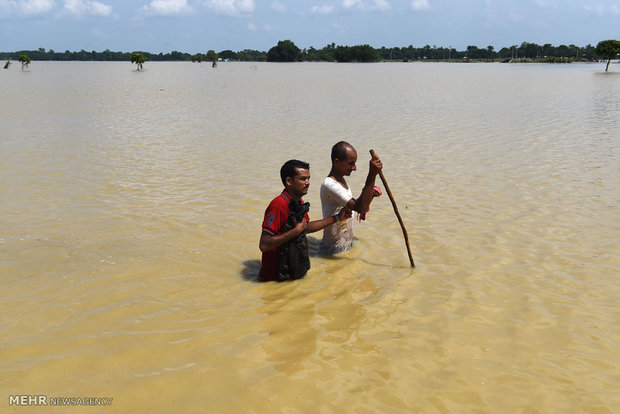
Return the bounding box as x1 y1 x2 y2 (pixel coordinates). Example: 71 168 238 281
205 50 218 62
266 40 301 62
3 59 10 69
17 54 30 70
130 52 147 70
596 39 620 72
333 44 380 62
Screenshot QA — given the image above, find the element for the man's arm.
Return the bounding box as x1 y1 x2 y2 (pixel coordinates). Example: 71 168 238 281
259 220 307 252
307 208 351 233
351 153 382 214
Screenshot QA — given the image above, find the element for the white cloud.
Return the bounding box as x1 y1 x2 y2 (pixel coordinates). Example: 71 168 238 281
270 0 285 13
583 3 620 16
342 0 389 12
410 0 429 11
0 0 55 16
311 5 334 14
247 21 257 30
142 0 192 16
63 0 111 16
204 0 254 16
90 0 110 15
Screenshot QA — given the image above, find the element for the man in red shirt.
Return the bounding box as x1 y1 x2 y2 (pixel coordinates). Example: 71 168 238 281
259 159 350 282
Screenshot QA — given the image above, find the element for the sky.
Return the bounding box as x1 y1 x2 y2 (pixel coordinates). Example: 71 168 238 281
1 0 619 53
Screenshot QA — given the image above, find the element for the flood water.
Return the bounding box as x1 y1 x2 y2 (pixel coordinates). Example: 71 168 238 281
1 61 619 413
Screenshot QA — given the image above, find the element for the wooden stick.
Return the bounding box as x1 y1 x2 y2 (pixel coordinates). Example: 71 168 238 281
370 149 415 268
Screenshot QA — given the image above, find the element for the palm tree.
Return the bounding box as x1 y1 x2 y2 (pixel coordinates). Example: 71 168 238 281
17 55 30 70
130 52 147 71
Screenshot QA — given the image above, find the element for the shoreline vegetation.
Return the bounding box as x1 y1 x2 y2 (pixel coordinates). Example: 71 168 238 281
1 40 617 64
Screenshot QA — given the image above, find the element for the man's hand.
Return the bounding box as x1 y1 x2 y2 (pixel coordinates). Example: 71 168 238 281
293 217 308 235
259 215 309 253
338 207 353 222
369 153 383 176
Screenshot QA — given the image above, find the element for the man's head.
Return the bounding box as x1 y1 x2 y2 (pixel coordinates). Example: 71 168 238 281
330 141 357 177
280 159 311 199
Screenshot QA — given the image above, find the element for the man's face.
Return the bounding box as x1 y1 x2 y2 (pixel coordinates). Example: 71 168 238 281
337 147 357 176
287 168 310 198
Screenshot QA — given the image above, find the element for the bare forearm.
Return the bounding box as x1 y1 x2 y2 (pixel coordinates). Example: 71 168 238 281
353 152 383 213
307 216 338 234
259 227 302 252
354 173 377 213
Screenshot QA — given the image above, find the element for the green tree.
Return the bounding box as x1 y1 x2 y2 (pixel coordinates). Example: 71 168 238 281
130 52 147 70
266 40 301 62
236 49 266 61
333 45 380 62
596 39 620 72
556 44 570 58
541 43 554 57
167 51 189 61
333 45 352 62
205 50 218 62
17 54 30 70
351 45 380 62
218 50 237 60
487 45 495 59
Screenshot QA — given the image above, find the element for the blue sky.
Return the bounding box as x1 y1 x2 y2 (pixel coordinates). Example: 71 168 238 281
1 0 619 53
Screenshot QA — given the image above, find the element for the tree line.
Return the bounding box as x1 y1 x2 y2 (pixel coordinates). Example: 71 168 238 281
0 47 262 62
2 40 618 64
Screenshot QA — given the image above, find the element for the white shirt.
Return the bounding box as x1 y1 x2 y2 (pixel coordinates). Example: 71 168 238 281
319 177 355 254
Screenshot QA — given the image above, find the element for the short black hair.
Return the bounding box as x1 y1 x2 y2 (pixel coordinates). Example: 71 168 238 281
331 141 354 162
280 159 310 186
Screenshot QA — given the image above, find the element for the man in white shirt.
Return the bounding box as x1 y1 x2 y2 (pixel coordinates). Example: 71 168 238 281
319 141 382 255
